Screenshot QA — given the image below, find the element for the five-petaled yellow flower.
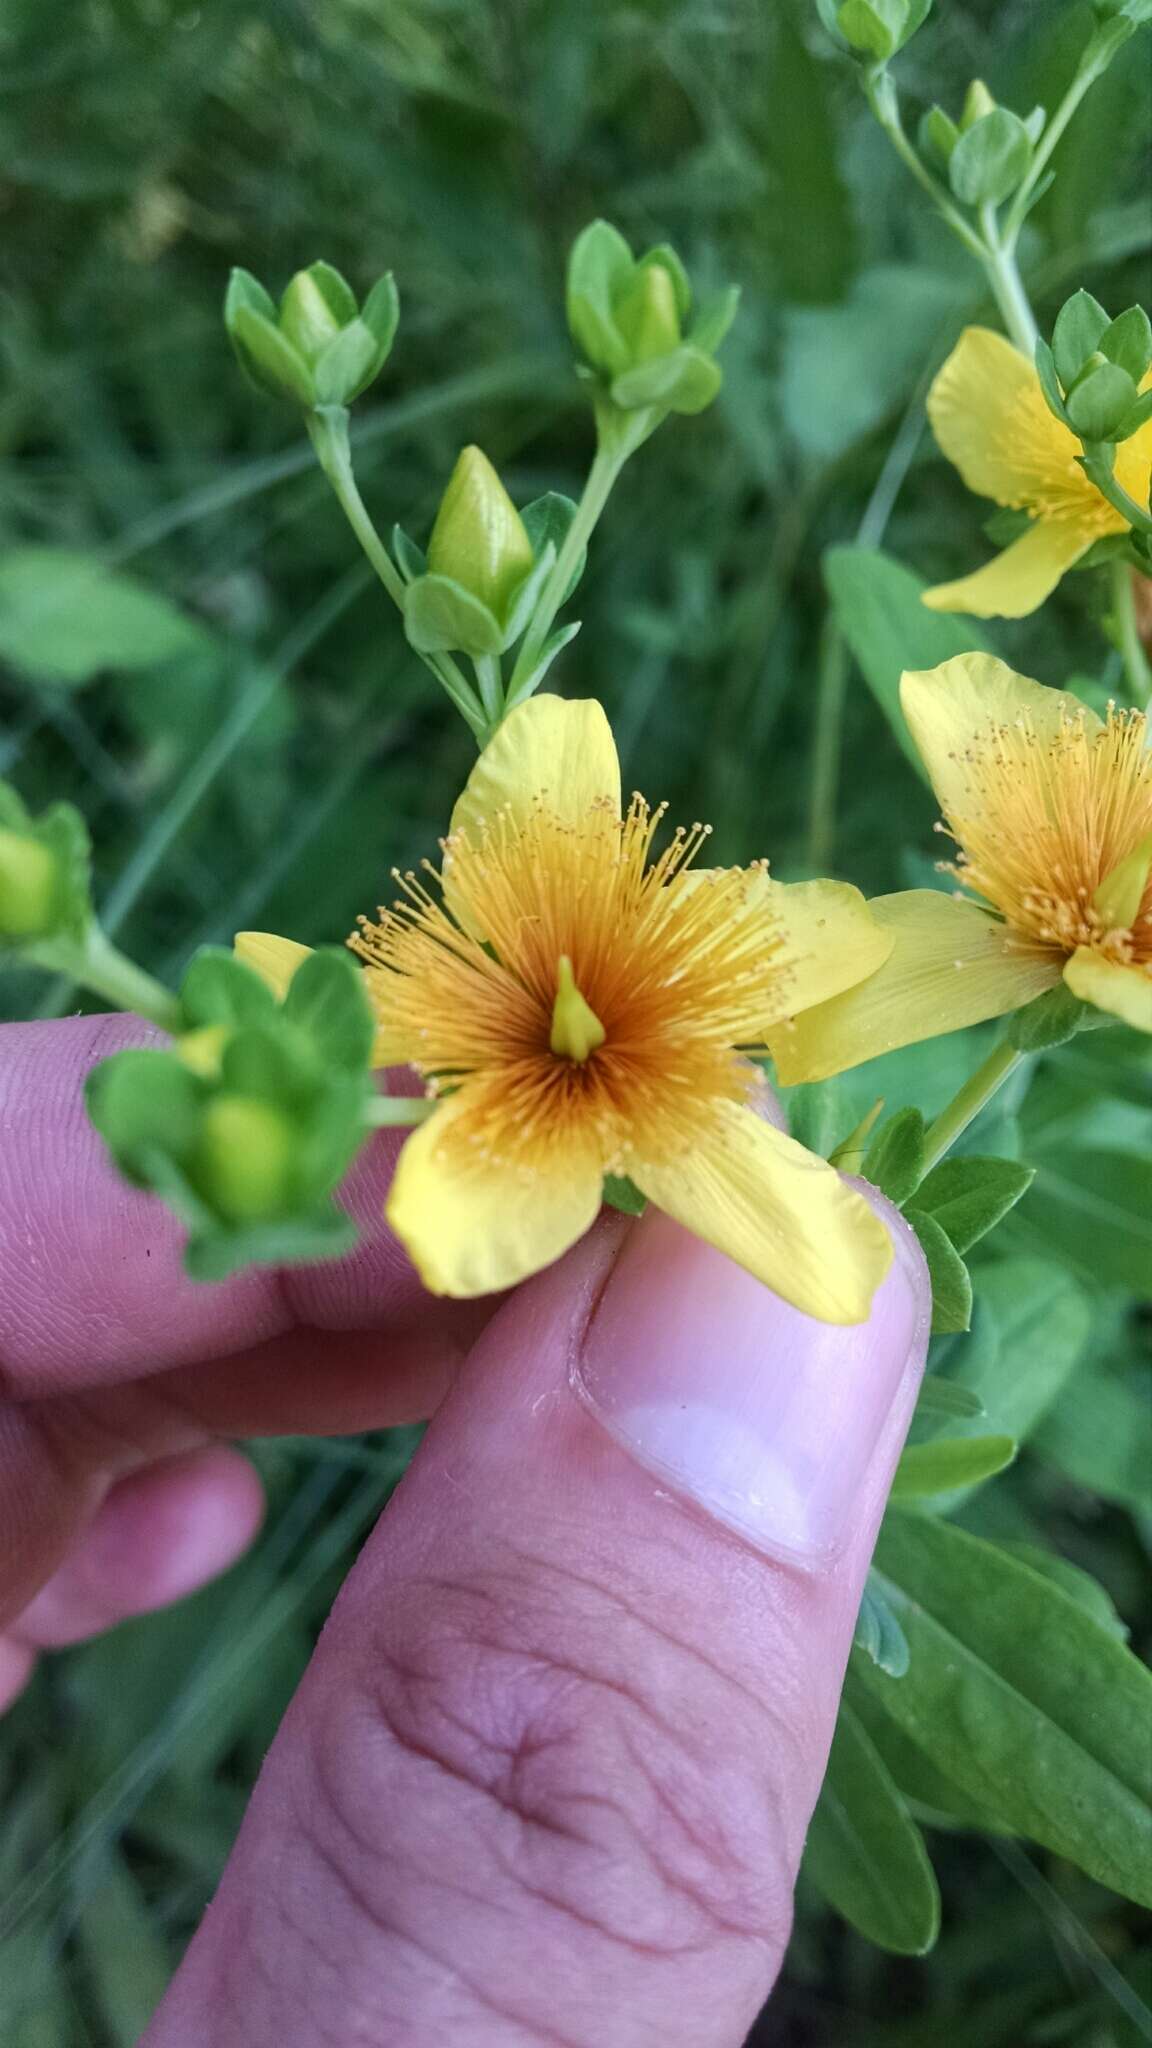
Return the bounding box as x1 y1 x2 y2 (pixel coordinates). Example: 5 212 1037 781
771 653 1152 1085
240 696 895 1320
923 326 1152 618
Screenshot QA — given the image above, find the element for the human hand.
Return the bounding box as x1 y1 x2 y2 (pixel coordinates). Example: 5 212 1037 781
1 1014 929 2048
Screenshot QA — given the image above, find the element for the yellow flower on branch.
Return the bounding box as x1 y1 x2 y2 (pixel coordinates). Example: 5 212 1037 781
770 654 1152 1085
240 696 895 1320
923 326 1152 618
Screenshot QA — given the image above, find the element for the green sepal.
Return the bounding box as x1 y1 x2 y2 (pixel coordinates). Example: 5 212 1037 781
1033 337 1071 424
86 1049 206 1188
313 319 387 407
184 1205 358 1283
602 1173 648 1216
1114 387 1152 440
913 1154 1035 1255
179 948 278 1031
403 573 505 657
689 285 741 357
282 946 376 1074
566 219 634 377
520 493 586 603
853 1574 910 1679
1009 982 1090 1051
361 272 401 353
610 344 722 415
501 545 557 650
1052 289 1111 389
861 1106 925 1206
635 242 692 322
947 108 1031 207
0 782 92 945
392 524 427 583
905 1209 972 1333
835 0 903 61
918 104 959 166
890 1433 1017 1500
504 621 582 709
1098 304 1152 383
1066 360 1139 441
228 304 315 406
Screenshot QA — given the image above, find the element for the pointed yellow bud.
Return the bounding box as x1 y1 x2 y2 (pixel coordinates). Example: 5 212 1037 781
961 79 997 129
194 1095 296 1222
0 829 57 940
550 955 606 1063
1093 830 1152 932
426 446 534 621
614 263 681 363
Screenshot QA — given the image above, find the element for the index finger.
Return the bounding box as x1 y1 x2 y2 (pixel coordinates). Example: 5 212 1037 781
0 1015 458 1398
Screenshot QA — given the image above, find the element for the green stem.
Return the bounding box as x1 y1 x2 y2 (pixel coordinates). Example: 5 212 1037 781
864 72 986 260
805 619 850 873
1081 448 1152 537
472 653 504 724
1001 59 1103 245
920 1039 1023 1177
506 420 642 701
30 926 182 1033
976 209 1039 357
1110 557 1152 710
363 1093 436 1128
306 408 488 743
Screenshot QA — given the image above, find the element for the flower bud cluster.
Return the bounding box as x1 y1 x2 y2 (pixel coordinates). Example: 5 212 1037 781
1036 291 1152 446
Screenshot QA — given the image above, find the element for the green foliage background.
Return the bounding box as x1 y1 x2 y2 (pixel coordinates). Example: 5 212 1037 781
0 0 1149 2040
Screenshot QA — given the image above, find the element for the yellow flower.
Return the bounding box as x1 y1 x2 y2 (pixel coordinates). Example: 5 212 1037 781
239 696 895 1320
770 654 1152 1085
922 327 1152 618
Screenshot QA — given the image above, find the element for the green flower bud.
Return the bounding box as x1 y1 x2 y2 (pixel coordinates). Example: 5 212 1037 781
224 262 399 411
426 447 534 621
960 79 997 129
0 828 58 940
193 1094 297 1222
820 0 931 61
565 219 736 422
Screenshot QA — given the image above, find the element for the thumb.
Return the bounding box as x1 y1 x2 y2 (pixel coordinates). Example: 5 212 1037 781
145 1195 928 2048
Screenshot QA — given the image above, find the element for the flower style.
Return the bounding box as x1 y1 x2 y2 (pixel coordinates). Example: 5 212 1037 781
922 327 1152 618
239 696 895 1319
770 654 1152 1085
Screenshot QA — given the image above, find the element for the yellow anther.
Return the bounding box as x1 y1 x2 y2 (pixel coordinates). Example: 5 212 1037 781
550 955 605 1063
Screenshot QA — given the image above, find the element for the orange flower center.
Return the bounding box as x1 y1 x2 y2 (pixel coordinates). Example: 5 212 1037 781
938 705 1152 969
350 795 790 1171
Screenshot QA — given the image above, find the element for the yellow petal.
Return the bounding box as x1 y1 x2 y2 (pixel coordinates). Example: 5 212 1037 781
927 326 1076 507
768 890 1061 1085
632 1102 893 1326
900 653 1101 823
922 517 1093 619
386 1087 603 1297
1063 949 1152 1034
450 694 621 846
770 877 896 1019
234 930 312 1000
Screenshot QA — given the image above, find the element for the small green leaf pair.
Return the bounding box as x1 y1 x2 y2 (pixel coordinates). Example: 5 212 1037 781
225 261 400 411
87 948 377 1282
1036 289 1152 444
862 1105 1034 1334
566 221 738 424
397 449 583 675
0 782 91 947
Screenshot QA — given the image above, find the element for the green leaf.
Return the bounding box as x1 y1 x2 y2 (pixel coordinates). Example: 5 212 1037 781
520 493 585 601
179 948 277 1030
822 547 997 778
890 1432 1017 1499
948 110 1032 207
854 1574 910 1678
690 285 741 355
1066 360 1139 440
1009 983 1090 1051
862 1517 1152 1906
941 1256 1092 1447
906 1209 972 1333
73 1844 171 2045
1052 289 1111 387
913 1155 1034 1254
1019 1149 1152 1297
803 1704 940 1955
1035 1347 1152 1513
862 1105 925 1205
0 548 209 687
403 573 504 657
602 1172 647 1216
911 1374 986 1426
282 946 375 1074
994 1542 1128 1642
1099 304 1152 381
391 523 427 583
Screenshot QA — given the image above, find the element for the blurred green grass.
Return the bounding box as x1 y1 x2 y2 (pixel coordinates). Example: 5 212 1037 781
0 0 1150 2039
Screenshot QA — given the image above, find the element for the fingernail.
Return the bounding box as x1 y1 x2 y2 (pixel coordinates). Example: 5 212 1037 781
573 1193 928 1570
